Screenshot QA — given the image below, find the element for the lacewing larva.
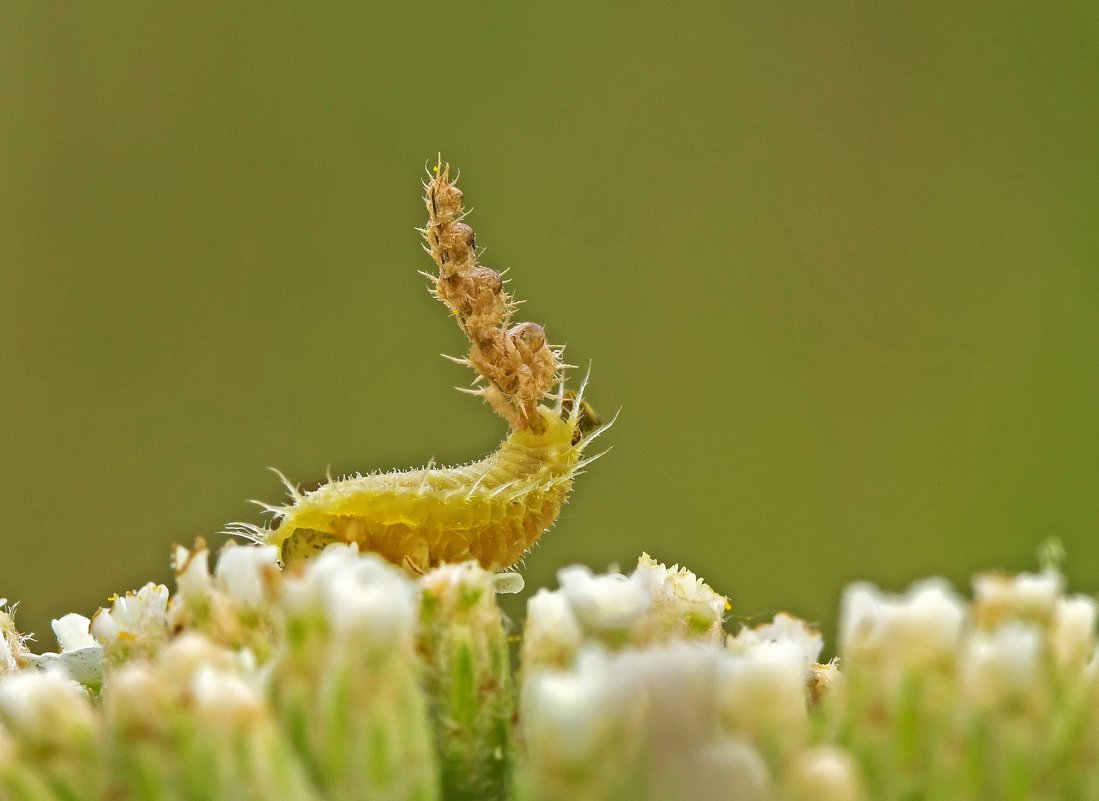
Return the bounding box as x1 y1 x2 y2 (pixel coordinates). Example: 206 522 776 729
227 159 613 574
231 384 610 574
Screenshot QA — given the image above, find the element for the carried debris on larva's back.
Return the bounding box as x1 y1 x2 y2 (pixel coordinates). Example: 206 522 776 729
225 158 612 580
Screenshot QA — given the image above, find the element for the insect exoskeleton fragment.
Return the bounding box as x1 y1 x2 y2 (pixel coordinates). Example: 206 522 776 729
225 158 613 575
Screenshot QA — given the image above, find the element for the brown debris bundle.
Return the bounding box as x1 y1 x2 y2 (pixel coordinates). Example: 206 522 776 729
421 158 562 431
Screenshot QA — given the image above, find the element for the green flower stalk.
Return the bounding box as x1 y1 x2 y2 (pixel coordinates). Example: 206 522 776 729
418 563 513 801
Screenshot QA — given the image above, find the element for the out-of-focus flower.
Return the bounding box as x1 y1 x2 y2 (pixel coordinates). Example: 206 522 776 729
730 612 823 667
721 631 811 748
525 556 728 665
839 578 966 671
0 669 97 749
104 632 319 801
520 646 646 796
281 544 416 654
214 542 280 608
786 746 862 801
191 664 265 725
272 544 438 801
1050 595 1098 675
961 621 1045 709
557 565 651 635
167 540 281 659
521 589 584 670
973 569 1064 628
520 641 776 801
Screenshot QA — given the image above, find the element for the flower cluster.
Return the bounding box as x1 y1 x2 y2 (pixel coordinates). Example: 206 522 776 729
830 566 1099 800
517 556 841 801
0 543 1097 801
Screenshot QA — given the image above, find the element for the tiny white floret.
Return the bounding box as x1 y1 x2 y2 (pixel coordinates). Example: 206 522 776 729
1051 595 1098 673
214 543 279 608
558 565 651 633
961 621 1044 708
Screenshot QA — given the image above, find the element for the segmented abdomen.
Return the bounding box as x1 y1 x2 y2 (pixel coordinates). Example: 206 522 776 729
265 408 581 572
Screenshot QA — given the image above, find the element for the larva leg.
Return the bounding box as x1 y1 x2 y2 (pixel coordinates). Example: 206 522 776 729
400 542 430 576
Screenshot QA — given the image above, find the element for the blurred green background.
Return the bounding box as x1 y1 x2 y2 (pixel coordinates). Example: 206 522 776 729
2 3 1097 648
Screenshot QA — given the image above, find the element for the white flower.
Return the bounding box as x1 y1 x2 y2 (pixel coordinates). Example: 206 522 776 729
90 582 170 646
1051 595 1098 674
961 621 1044 708
615 642 731 757
839 578 966 670
281 545 416 652
156 633 236 685
684 738 770 801
104 663 163 731
421 561 492 600
214 543 279 608
730 613 823 671
20 614 105 689
634 553 728 639
191 665 265 724
787 746 862 801
105 633 265 733
521 647 641 767
524 642 776 801
0 669 96 746
172 542 212 603
558 565 651 633
52 613 96 653
522 588 585 669
719 637 810 744
973 570 1063 626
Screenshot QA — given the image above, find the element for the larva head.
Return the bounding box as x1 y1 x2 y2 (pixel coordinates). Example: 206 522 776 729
561 390 603 445
511 404 582 454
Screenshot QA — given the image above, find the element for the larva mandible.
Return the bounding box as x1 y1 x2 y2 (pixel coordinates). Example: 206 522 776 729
227 159 612 575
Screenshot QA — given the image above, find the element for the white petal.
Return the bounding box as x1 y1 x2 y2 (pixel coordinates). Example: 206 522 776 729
558 565 650 632
214 544 279 607
51 613 96 653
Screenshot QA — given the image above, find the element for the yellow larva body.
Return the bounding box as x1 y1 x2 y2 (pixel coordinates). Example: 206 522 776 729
259 406 597 573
